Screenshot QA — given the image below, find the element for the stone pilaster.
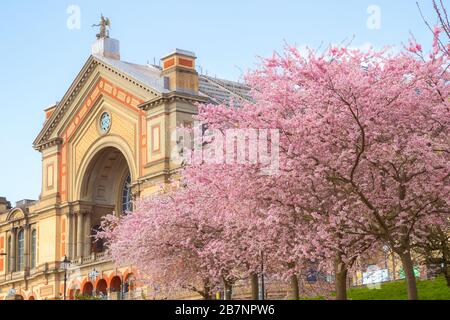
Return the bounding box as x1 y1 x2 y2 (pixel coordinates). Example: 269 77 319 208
10 228 16 272
76 212 84 258
67 213 75 259
24 225 30 272
84 213 92 256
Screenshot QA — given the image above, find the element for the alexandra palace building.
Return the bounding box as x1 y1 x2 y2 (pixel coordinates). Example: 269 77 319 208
0 27 251 300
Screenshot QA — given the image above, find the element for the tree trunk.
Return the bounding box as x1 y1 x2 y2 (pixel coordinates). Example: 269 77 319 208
203 282 212 300
250 273 259 300
223 279 232 300
290 274 300 300
399 250 419 300
444 264 450 288
442 247 450 287
443 255 450 287
334 256 348 300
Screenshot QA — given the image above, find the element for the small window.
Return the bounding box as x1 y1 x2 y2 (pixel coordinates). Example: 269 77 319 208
17 229 25 271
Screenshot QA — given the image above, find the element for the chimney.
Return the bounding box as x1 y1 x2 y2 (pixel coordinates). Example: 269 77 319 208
44 103 58 120
91 37 120 60
0 197 11 213
161 49 198 94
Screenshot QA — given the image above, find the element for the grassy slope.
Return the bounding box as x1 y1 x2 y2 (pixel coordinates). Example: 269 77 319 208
299 276 450 300
347 276 450 300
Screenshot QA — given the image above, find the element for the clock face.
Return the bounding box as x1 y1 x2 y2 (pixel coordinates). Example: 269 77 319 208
100 112 111 133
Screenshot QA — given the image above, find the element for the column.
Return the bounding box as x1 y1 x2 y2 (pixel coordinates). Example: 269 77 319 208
10 228 16 273
76 212 84 258
84 213 92 256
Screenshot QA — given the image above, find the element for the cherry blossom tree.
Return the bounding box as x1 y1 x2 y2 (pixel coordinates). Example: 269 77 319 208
418 0 450 57
100 40 449 301
97 184 220 299
195 43 450 299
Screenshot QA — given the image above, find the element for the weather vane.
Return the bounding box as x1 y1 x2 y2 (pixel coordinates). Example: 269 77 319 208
92 15 111 39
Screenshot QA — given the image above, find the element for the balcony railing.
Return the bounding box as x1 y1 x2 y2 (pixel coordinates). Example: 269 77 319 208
70 251 110 266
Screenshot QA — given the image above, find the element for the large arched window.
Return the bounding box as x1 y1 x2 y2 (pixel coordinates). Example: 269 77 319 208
121 174 132 214
17 229 25 271
31 229 37 269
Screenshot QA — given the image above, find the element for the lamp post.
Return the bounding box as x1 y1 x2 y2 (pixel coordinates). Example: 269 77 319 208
88 268 100 298
60 255 71 300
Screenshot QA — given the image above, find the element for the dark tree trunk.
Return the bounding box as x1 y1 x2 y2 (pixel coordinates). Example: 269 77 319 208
439 234 450 287
250 273 259 300
399 250 419 300
442 243 450 287
444 264 450 287
203 282 212 300
223 280 232 300
334 256 348 300
290 274 300 300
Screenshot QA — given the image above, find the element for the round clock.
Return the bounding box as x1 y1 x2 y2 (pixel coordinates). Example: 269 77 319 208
100 112 111 134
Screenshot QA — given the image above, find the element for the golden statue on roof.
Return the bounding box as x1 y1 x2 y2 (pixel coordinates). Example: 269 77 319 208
92 15 110 39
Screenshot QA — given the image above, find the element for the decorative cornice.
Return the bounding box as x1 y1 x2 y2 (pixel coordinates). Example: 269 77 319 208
137 167 181 185
139 91 209 111
34 137 63 152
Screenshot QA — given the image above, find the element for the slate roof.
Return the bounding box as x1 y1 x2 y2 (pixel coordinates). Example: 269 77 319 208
95 55 252 105
94 54 169 94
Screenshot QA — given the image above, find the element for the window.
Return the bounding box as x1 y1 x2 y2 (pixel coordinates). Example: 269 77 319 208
121 174 132 214
17 229 24 271
31 229 37 269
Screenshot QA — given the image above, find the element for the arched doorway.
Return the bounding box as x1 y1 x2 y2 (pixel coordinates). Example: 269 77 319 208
110 276 122 293
77 147 133 257
80 147 132 213
96 279 108 296
68 288 75 300
82 282 94 297
109 276 122 300
124 273 137 299
28 296 35 300
68 287 80 300
124 273 136 292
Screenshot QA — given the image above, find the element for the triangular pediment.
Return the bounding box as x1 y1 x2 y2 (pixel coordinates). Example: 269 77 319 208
33 55 163 150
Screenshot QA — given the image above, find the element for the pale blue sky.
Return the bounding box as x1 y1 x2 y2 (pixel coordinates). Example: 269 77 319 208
0 0 439 204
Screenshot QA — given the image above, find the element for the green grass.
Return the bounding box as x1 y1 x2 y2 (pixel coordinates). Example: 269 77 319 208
299 276 450 300
347 276 450 300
